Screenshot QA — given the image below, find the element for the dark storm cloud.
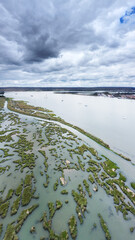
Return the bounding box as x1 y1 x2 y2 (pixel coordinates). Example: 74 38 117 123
23 33 59 63
0 0 60 64
0 0 116 65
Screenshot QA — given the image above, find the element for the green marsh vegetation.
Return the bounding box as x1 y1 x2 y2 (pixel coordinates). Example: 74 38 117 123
61 189 68 195
3 204 39 240
11 196 21 215
0 223 3 237
100 156 119 178
98 213 111 240
21 174 35 206
41 210 69 240
131 182 135 190
0 97 5 109
53 179 59 191
130 226 135 233
72 184 87 224
68 216 77 239
83 179 92 197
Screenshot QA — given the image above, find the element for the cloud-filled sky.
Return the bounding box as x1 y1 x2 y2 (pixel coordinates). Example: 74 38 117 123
0 0 135 87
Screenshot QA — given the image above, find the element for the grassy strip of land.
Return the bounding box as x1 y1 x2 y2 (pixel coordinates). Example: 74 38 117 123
0 224 3 237
0 97 5 109
98 213 111 240
131 182 135 190
68 216 77 239
72 184 87 224
100 157 119 178
11 196 21 215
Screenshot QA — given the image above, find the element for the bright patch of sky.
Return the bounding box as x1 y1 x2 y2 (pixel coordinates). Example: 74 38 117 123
120 6 135 24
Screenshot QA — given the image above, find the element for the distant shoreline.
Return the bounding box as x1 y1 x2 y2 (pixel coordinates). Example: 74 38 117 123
0 86 135 92
1 86 135 100
55 91 135 100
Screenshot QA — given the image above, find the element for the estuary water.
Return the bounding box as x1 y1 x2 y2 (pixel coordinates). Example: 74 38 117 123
5 91 135 161
1 91 135 240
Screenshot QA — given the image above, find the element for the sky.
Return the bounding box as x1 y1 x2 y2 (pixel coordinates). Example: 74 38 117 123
0 0 135 87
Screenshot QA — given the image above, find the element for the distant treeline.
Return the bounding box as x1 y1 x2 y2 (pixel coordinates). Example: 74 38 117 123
0 87 135 93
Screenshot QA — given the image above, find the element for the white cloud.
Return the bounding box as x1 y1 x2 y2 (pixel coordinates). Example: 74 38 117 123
0 0 135 87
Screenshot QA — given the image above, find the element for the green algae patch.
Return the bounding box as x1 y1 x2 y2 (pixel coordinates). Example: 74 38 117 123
87 159 101 173
53 179 59 191
101 157 119 178
0 201 10 218
105 178 135 218
38 150 48 172
0 131 18 143
15 204 39 233
0 223 3 237
48 202 55 219
41 208 69 239
0 148 14 157
72 184 87 224
78 156 85 171
22 186 32 206
15 181 23 196
68 216 77 239
119 173 126 182
41 212 52 232
0 97 5 109
98 213 111 240
3 224 18 240
83 179 92 197
40 171 44 176
88 147 102 160
88 174 95 184
24 174 33 186
113 179 135 205
59 230 69 239
6 189 14 200
100 171 109 181
11 196 21 215
131 182 135 190
56 200 63 210
61 189 68 195
130 227 135 233
43 174 49 188
0 166 10 174
21 173 35 206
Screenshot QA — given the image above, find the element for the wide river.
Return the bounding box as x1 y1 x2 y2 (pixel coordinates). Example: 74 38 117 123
5 91 135 162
